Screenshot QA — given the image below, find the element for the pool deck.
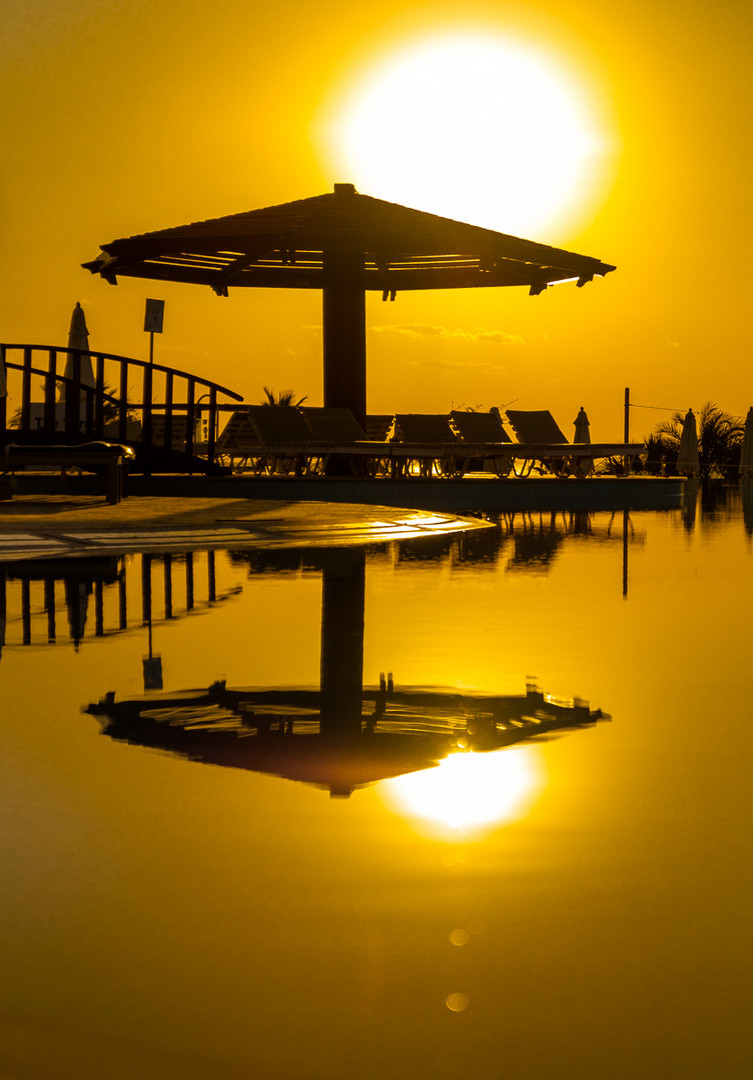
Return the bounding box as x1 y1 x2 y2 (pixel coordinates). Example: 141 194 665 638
0 473 684 561
0 494 495 562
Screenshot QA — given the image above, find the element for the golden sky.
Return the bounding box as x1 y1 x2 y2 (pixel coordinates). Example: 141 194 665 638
2 0 751 438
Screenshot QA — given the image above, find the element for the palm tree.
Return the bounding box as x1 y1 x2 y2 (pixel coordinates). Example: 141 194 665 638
651 401 744 477
259 386 307 407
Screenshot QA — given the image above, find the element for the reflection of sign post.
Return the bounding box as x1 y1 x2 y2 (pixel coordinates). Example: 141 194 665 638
144 298 164 365
143 655 163 691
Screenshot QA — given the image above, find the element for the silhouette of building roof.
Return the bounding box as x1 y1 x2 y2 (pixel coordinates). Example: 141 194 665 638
83 183 615 297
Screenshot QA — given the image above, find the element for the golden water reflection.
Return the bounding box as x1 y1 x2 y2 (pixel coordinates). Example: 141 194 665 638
8 496 753 1079
381 745 542 837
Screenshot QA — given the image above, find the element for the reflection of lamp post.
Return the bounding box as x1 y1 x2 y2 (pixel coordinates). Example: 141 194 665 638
141 554 163 691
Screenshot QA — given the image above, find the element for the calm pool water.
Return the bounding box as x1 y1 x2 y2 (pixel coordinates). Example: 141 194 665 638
2 483 752 1079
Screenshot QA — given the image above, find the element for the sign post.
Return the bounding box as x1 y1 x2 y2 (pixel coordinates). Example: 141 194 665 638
144 298 165 365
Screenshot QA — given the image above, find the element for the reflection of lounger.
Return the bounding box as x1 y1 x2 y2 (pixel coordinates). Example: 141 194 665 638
505 409 644 477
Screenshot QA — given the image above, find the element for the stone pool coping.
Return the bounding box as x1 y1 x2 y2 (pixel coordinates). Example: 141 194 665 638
0 495 493 561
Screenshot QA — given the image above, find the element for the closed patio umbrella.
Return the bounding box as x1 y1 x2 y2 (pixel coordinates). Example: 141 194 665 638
676 409 700 476
59 301 95 403
573 406 591 443
739 406 753 478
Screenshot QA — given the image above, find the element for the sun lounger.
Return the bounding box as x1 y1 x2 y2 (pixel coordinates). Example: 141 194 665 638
150 415 194 450
2 441 133 504
301 407 368 442
389 414 468 478
391 413 517 479
450 408 511 442
505 409 645 476
246 405 387 477
245 405 325 475
298 407 394 476
449 408 514 477
366 415 394 441
215 410 263 470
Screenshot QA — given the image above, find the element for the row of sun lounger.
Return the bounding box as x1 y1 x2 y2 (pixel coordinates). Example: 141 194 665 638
211 405 645 479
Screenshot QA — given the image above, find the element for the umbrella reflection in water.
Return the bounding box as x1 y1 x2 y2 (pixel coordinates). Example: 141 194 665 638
85 550 611 807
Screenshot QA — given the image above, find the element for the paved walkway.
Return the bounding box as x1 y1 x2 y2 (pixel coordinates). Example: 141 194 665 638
0 495 492 561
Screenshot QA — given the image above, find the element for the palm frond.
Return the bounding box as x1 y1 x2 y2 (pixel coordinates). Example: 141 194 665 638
260 386 308 407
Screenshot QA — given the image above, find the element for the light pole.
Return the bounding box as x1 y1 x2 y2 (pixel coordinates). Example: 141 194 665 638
196 393 215 446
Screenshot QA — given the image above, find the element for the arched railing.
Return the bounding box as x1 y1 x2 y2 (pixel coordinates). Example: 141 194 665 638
0 343 245 474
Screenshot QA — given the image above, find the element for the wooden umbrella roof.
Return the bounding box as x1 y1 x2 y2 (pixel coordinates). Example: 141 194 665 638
83 183 615 298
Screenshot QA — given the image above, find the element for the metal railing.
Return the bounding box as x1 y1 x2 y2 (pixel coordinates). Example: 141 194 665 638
0 343 244 474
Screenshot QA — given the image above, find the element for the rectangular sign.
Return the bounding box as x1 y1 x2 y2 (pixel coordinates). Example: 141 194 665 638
144 298 165 333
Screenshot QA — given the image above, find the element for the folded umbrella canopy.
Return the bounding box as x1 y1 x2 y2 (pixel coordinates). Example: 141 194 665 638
83 183 616 428
739 406 753 478
677 409 700 477
60 301 96 403
573 406 591 444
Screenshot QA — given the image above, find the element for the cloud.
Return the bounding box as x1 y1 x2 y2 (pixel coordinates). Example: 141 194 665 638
371 323 523 345
405 354 508 373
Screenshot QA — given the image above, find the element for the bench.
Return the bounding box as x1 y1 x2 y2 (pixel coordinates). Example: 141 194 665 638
2 442 134 504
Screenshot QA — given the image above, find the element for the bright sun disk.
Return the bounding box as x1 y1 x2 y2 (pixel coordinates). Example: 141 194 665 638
326 33 610 237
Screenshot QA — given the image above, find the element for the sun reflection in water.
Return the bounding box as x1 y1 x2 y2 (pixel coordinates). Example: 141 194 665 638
381 748 541 838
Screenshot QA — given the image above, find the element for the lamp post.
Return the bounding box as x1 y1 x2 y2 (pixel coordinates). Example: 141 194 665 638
196 392 215 446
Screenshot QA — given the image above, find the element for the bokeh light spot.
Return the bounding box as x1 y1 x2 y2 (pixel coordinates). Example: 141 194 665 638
449 928 471 947
446 992 470 1012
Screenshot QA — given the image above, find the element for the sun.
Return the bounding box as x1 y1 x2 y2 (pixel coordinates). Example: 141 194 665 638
323 32 611 238
380 748 541 838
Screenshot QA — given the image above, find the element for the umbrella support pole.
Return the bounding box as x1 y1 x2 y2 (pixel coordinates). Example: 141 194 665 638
322 249 366 431
319 551 366 740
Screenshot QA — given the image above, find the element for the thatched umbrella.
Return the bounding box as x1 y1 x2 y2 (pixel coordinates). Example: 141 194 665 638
83 184 615 427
